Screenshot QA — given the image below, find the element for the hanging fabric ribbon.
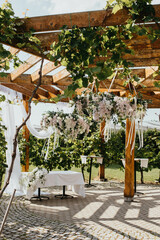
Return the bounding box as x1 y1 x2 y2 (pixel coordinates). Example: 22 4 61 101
44 135 51 161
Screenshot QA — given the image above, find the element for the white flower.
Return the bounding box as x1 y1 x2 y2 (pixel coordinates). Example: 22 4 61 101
28 167 48 190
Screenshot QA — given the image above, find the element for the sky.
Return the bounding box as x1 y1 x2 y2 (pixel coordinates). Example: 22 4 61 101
0 0 160 126
0 0 159 17
0 0 106 17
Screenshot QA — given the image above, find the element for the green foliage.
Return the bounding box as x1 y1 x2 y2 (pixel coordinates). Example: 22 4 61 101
18 127 125 172
0 122 7 189
0 2 22 75
18 131 79 171
18 128 160 183
0 93 7 189
51 25 134 99
135 129 160 170
49 0 160 98
0 2 43 77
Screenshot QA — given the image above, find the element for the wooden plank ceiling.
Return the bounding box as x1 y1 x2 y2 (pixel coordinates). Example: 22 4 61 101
0 6 160 108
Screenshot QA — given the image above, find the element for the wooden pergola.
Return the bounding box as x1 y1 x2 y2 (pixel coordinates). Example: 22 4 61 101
1 5 160 201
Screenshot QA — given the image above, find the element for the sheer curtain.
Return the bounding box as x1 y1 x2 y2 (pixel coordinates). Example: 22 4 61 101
0 86 22 194
0 86 53 195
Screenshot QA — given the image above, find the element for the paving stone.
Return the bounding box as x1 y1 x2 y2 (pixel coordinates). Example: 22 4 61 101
0 183 160 239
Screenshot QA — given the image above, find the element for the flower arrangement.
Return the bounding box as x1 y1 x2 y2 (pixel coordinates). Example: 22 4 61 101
72 92 147 123
28 167 48 192
40 92 147 147
41 112 90 140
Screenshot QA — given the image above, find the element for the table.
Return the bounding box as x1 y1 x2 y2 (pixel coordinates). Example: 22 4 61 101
20 170 85 200
121 158 149 193
81 155 103 187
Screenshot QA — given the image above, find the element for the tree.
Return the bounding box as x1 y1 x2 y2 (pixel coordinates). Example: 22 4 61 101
135 129 160 183
0 2 45 198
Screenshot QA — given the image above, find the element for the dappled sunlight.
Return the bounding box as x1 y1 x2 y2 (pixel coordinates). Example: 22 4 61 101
21 184 160 239
1 184 160 239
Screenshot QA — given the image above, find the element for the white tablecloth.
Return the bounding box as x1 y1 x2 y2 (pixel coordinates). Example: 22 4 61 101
20 171 85 199
81 155 103 164
121 158 149 168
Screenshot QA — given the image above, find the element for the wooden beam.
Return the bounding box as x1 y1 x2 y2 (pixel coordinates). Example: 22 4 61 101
53 69 70 83
148 103 160 108
41 85 61 95
1 70 158 86
21 5 160 32
3 38 160 68
18 84 49 98
31 61 60 81
1 83 39 99
10 55 41 81
34 29 160 52
22 9 128 32
9 47 20 55
130 58 160 67
0 74 53 85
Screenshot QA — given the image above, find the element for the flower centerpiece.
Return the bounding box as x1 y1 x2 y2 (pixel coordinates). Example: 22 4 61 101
28 167 48 192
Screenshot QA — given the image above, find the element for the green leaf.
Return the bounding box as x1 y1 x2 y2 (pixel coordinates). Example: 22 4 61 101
61 59 68 66
82 78 88 87
112 4 123 14
77 79 83 88
90 66 102 74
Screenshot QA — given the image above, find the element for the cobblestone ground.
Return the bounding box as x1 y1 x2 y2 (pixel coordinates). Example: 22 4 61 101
0 182 160 239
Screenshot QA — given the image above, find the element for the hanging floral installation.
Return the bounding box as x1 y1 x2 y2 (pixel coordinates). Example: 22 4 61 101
41 91 147 151
72 92 147 123
71 92 147 147
41 111 90 140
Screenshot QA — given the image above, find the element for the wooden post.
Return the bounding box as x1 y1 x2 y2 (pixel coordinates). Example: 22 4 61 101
22 96 29 172
99 120 105 180
124 119 135 201
0 189 16 235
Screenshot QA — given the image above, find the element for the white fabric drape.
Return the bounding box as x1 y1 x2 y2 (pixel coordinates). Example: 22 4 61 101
0 86 22 194
0 85 54 195
20 103 54 139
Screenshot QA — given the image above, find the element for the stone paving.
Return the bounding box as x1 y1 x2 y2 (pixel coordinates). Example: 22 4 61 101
0 182 160 239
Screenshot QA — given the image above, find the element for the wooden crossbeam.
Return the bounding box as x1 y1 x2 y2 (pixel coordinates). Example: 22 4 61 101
3 37 160 68
53 69 70 83
10 55 41 81
22 5 160 32
0 74 53 85
18 84 49 98
1 73 160 91
1 83 39 99
34 29 160 51
9 47 20 55
41 85 61 95
31 61 60 82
